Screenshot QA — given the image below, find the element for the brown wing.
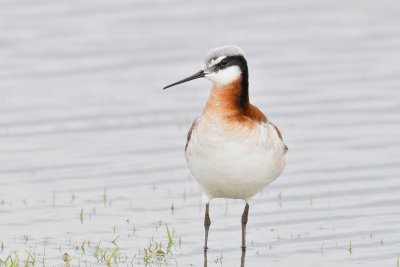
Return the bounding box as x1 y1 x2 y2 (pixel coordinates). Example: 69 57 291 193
185 118 199 152
243 104 267 123
268 122 288 152
270 123 283 140
245 104 286 143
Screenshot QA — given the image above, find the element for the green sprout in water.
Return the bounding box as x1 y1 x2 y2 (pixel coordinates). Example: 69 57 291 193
70 190 75 202
112 235 120 246
81 240 85 254
25 249 35 266
3 252 19 267
94 241 101 258
101 248 107 261
144 252 151 264
106 247 119 266
141 225 174 265
349 240 352 255
166 225 173 246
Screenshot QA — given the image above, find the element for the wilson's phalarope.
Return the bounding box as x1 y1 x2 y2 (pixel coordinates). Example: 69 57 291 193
164 45 287 251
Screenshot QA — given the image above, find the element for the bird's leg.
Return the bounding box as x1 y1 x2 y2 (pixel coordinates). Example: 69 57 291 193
204 203 211 250
203 249 208 267
240 249 246 267
241 203 249 251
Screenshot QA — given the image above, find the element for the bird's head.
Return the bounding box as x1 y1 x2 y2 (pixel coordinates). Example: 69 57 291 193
163 45 248 89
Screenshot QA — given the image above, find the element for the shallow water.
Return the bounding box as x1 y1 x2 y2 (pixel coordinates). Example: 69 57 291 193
1 0 400 266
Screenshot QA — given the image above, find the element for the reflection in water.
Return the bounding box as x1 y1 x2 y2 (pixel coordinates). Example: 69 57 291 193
204 250 246 267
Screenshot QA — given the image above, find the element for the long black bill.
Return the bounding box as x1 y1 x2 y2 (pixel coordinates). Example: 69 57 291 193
163 70 205 89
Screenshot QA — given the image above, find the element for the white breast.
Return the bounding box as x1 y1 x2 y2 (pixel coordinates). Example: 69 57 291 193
185 116 286 202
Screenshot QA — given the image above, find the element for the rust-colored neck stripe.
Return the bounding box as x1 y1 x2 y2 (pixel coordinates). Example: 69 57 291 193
203 77 267 124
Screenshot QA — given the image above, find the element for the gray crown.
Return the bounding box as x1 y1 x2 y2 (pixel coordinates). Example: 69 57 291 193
204 45 245 65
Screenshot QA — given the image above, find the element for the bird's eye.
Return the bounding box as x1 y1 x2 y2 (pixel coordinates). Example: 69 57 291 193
220 59 228 66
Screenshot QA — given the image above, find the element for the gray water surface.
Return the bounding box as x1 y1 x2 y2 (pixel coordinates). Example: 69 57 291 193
1 0 400 266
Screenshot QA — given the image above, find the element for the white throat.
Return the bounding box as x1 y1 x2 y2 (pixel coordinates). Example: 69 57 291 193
205 65 241 86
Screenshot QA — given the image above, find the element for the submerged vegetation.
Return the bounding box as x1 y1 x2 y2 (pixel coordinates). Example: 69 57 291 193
0 226 177 267
0 189 180 267
0 185 398 266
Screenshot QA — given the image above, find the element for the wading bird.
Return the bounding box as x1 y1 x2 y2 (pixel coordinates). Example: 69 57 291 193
164 45 287 251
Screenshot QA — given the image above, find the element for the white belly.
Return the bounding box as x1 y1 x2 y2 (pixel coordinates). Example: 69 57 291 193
185 118 286 202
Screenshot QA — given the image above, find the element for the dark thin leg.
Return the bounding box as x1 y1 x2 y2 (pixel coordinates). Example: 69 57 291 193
241 203 249 251
203 249 208 267
240 249 246 267
204 203 211 250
